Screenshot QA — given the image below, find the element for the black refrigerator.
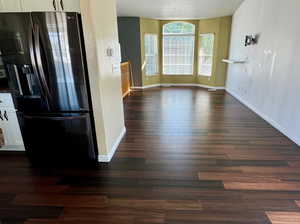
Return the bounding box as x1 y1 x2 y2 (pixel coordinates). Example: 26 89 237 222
0 12 98 166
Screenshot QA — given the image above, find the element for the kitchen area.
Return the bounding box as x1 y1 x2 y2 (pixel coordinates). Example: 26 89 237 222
0 0 126 165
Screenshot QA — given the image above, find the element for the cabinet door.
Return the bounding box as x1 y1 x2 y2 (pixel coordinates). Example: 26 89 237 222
58 0 80 12
22 0 58 12
0 109 24 147
0 0 23 12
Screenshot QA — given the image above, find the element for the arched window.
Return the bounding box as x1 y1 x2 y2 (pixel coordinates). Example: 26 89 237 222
163 22 195 75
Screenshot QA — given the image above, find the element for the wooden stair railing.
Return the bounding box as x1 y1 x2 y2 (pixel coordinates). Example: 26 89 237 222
121 61 132 98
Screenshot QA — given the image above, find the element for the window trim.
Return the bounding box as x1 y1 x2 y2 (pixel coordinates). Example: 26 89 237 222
162 22 196 76
198 33 215 77
144 33 159 76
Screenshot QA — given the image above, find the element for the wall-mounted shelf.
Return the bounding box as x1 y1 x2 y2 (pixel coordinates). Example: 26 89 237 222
222 59 246 64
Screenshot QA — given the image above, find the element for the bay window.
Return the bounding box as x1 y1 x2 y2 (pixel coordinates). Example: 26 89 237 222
144 34 158 75
199 33 215 77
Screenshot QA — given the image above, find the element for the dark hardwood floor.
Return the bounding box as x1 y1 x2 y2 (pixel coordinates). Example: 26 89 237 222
1 87 300 224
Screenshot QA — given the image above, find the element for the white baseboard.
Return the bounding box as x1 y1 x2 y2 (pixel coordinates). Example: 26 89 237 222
161 83 225 90
122 89 131 98
226 88 300 146
132 83 225 90
131 86 144 89
0 145 25 152
131 84 161 89
98 127 126 162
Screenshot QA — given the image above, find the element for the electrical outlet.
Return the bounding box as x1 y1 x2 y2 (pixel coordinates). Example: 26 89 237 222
112 63 120 73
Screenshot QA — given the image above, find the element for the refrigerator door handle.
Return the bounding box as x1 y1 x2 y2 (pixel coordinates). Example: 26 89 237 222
13 65 23 96
33 24 53 108
29 27 49 104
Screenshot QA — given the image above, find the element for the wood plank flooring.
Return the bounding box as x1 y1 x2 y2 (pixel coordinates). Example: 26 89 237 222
1 87 300 224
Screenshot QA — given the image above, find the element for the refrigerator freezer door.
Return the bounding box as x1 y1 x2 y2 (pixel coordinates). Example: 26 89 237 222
0 13 48 112
0 13 31 92
31 12 90 112
20 112 97 165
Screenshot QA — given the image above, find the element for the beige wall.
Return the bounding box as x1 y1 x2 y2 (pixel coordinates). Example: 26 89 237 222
80 0 125 158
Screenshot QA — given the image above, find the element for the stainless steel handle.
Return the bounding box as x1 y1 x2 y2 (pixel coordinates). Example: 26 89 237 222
3 111 8 121
13 65 23 96
53 0 57 10
29 28 48 104
34 24 53 108
60 0 64 11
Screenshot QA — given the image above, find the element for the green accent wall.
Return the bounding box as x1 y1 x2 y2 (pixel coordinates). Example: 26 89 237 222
139 16 232 87
118 17 143 87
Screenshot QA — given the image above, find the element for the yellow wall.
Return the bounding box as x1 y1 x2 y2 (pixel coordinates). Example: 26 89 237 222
139 16 232 87
140 18 161 86
80 0 125 158
215 17 232 86
197 16 232 87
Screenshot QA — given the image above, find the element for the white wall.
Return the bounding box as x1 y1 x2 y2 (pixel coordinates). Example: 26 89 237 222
226 0 300 145
80 0 126 161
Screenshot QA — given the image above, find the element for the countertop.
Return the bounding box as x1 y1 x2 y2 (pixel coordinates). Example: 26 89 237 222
0 89 18 94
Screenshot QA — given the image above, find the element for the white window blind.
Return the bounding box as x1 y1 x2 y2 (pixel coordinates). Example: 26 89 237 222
199 33 215 77
163 22 195 75
144 34 158 76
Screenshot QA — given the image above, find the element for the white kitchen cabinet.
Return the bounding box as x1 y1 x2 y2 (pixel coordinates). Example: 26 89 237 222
0 109 24 147
0 0 23 12
0 0 80 13
0 93 24 151
0 93 14 108
57 0 80 12
22 0 80 12
22 0 58 12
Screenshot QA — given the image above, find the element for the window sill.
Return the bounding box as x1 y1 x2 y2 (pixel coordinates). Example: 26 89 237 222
146 74 160 77
198 74 212 78
163 74 194 76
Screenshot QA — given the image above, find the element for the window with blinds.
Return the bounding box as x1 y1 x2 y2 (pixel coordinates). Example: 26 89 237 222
144 34 158 76
163 22 195 75
199 33 215 77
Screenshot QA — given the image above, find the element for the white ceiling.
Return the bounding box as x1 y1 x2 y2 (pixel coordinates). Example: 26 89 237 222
116 0 244 20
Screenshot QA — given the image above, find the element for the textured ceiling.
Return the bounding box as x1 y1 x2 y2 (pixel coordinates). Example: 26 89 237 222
117 0 244 19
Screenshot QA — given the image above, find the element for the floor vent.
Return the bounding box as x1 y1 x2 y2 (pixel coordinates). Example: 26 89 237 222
208 88 217 92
